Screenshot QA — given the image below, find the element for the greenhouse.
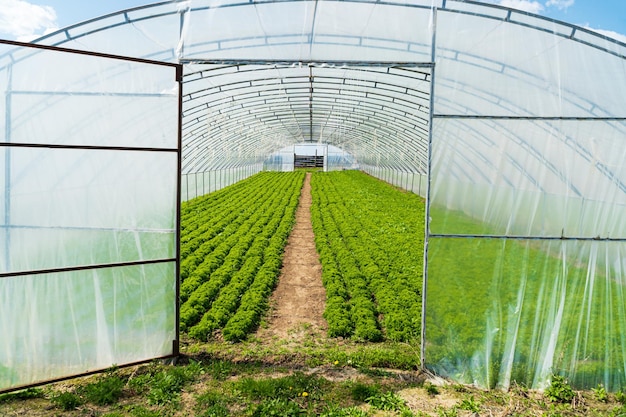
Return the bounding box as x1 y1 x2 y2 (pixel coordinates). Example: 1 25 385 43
1 0 626 393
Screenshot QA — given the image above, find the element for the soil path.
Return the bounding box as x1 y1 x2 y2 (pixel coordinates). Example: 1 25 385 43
258 172 327 339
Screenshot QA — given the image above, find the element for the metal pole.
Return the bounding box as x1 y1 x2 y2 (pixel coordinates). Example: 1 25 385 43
421 4 438 371
174 63 183 358
4 64 13 271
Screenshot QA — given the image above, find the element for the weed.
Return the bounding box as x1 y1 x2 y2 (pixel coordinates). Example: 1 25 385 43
424 382 439 396
609 405 626 417
235 372 324 400
350 382 380 402
195 390 231 416
127 362 202 406
0 387 44 403
458 395 480 413
150 365 201 405
198 403 230 417
616 389 626 405
451 383 467 393
435 405 458 417
196 390 226 408
593 383 609 403
127 405 163 417
205 359 233 381
366 391 407 412
435 406 459 417
50 391 83 411
544 375 575 403
249 398 304 416
320 404 369 416
81 374 125 405
128 372 153 395
147 372 184 406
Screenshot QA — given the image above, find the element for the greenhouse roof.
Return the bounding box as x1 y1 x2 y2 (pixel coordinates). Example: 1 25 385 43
2 0 624 181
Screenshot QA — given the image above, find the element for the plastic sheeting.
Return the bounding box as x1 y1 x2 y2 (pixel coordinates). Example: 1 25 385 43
427 5 626 390
426 237 626 391
0 263 176 390
4 0 626 390
0 42 180 391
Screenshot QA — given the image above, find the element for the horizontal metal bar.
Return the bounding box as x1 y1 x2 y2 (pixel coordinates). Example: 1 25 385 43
0 38 181 69
429 233 626 242
0 352 178 395
180 59 435 68
11 90 175 98
433 115 626 121
0 258 177 279
0 224 174 233
0 142 179 153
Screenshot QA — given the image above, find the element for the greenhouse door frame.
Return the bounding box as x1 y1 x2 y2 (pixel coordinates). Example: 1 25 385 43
0 39 183 394
183 57 434 361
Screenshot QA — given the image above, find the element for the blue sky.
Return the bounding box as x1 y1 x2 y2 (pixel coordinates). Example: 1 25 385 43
0 0 625 43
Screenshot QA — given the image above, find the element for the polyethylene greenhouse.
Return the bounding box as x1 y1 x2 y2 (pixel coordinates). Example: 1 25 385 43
1 0 626 392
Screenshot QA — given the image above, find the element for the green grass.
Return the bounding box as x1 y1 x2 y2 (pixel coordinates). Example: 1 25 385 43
0 340 623 416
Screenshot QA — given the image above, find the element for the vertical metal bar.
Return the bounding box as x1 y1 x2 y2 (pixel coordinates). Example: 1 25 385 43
177 6 187 60
421 5 438 371
309 65 313 142
174 63 183 358
4 64 12 271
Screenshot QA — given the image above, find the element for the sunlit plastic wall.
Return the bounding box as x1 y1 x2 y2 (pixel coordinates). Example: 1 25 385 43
181 164 263 201
362 165 427 197
0 43 180 391
426 4 626 390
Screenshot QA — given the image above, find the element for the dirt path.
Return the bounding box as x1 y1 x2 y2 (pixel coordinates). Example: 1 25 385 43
258 172 327 339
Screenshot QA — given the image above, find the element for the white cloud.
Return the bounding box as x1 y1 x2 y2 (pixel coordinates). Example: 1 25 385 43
0 0 58 41
545 0 574 11
497 0 544 14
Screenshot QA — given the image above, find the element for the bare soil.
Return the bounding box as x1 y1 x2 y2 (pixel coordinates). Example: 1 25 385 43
257 172 328 341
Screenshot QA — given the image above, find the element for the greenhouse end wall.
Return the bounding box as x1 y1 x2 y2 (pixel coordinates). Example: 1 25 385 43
0 41 182 392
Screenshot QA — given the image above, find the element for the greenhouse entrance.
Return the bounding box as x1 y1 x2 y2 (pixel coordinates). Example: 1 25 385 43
294 154 324 168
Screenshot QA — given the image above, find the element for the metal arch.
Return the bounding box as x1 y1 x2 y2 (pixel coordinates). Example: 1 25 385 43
180 62 431 174
183 117 425 173
183 93 428 145
182 92 429 144
183 108 427 173
21 0 626 61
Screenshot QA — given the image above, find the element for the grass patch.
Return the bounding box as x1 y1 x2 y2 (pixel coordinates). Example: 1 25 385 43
80 373 125 405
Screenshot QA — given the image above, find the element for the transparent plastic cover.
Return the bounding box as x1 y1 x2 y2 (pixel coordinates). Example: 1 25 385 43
0 43 179 391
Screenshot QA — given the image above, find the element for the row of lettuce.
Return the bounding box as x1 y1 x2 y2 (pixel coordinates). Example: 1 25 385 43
310 171 424 342
179 170 425 343
179 171 305 341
